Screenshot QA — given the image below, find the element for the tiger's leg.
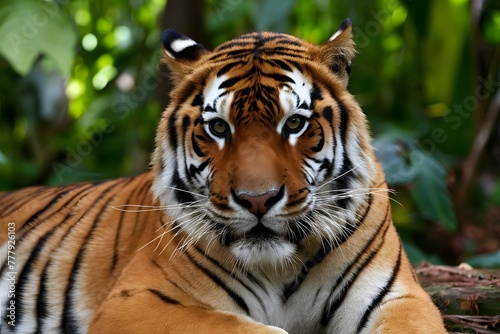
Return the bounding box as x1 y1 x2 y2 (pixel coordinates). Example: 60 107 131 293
363 296 447 334
89 289 286 334
360 255 447 334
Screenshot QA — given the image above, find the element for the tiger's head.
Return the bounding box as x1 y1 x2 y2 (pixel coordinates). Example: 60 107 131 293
152 20 377 268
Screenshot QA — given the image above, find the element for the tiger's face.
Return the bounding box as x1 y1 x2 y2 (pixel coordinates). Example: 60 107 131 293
153 21 376 267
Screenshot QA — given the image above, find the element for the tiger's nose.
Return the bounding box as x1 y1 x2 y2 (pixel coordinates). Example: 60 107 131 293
235 187 284 217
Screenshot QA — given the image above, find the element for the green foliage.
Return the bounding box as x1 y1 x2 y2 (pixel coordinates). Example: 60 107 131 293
0 0 77 75
374 137 457 231
0 0 165 187
410 152 457 230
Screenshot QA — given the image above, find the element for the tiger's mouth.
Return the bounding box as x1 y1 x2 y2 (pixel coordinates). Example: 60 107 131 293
216 220 301 267
245 223 277 238
212 217 310 247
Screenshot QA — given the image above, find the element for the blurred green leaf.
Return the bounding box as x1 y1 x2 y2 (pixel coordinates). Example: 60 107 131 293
403 241 443 265
0 0 77 76
410 150 457 230
373 137 414 185
375 136 457 231
465 251 500 269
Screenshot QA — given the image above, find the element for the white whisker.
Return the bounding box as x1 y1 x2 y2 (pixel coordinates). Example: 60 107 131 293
163 185 208 198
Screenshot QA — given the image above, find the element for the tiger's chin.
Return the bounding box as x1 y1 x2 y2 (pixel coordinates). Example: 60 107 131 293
229 237 298 269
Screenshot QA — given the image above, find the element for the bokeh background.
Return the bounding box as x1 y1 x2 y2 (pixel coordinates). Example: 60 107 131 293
0 0 499 268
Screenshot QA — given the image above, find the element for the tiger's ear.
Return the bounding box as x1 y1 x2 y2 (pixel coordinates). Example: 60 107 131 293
318 19 356 85
161 29 209 84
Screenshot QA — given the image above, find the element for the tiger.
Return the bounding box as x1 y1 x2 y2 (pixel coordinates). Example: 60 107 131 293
0 19 447 334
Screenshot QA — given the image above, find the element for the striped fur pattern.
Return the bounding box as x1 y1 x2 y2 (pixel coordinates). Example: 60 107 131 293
0 20 446 333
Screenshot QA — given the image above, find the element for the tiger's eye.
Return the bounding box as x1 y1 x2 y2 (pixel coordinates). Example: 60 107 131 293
209 119 229 137
285 115 305 133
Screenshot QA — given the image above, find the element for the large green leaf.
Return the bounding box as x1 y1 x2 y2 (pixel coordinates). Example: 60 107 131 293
409 150 457 230
0 0 76 76
373 137 416 185
374 135 457 230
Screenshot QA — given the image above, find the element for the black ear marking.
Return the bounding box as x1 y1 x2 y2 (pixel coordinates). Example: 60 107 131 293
162 29 207 61
329 18 351 41
321 18 355 84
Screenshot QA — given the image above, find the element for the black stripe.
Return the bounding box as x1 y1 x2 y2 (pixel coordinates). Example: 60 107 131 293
303 154 323 164
171 168 195 204
130 179 153 236
191 93 203 107
333 99 352 207
337 100 349 143
335 155 354 210
185 252 250 315
167 106 180 148
219 76 245 89
285 195 308 208
310 121 325 152
1 229 55 326
191 133 205 157
357 245 402 332
217 61 244 77
62 179 127 332
322 106 333 124
310 84 323 104
37 259 51 331
182 115 190 133
203 105 215 113
148 288 180 305
0 184 94 280
35 181 119 332
318 158 334 180
192 246 267 311
334 193 372 246
275 38 302 46
151 259 189 295
260 48 305 58
111 175 143 272
283 237 333 300
263 72 295 84
270 59 292 72
321 204 390 327
0 186 54 218
214 41 254 52
177 80 204 107
3 186 72 229
284 194 373 300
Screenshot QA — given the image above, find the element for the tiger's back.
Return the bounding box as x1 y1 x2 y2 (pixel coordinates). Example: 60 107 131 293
0 174 163 332
0 20 447 334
